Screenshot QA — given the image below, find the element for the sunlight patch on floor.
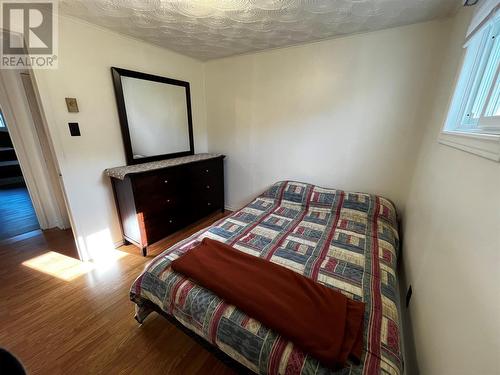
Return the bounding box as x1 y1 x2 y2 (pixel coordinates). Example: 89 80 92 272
21 249 129 281
22 251 95 281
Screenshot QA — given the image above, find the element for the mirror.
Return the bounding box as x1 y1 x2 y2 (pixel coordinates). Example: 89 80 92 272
111 67 194 165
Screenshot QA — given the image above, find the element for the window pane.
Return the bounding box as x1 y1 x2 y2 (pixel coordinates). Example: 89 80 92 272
469 23 499 119
458 26 492 128
0 111 6 128
484 69 500 117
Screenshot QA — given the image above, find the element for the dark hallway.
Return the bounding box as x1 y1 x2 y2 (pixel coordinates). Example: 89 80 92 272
0 114 39 241
0 186 39 240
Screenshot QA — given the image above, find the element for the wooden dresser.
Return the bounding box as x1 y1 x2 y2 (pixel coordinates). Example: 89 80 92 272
106 154 225 256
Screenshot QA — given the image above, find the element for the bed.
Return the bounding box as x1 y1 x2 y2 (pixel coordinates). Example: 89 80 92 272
130 181 403 375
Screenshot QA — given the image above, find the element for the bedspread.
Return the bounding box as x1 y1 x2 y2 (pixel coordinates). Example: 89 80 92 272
130 181 403 375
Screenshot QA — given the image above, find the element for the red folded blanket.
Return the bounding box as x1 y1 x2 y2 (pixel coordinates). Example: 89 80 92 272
171 238 365 368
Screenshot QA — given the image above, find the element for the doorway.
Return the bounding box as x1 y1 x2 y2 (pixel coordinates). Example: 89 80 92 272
0 64 71 244
0 111 40 240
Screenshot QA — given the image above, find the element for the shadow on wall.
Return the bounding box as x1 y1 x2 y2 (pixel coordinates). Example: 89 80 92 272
398 248 420 375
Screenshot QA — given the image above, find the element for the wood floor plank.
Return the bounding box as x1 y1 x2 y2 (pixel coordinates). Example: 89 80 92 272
0 211 235 375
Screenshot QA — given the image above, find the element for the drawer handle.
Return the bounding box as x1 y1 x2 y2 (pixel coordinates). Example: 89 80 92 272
206 185 210 189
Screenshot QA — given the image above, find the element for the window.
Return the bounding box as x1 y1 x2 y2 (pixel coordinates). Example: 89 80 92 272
0 110 6 129
440 5 500 161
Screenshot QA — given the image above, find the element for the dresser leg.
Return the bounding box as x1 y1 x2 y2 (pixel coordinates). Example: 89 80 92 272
142 246 147 257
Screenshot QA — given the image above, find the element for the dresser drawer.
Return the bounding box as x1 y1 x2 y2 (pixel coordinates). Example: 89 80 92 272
142 209 186 245
188 159 223 183
190 189 223 219
132 168 184 196
189 158 221 175
135 189 183 213
190 178 223 198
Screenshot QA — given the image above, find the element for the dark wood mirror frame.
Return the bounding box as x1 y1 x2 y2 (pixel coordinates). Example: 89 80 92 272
111 67 195 165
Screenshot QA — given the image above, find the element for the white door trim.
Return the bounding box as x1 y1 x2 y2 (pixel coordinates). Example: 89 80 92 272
0 72 50 228
20 72 71 228
0 54 70 231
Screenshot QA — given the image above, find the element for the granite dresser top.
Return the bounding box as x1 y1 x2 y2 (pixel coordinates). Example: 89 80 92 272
104 153 224 180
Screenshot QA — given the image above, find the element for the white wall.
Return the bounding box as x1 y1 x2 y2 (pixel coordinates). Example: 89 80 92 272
33 15 208 260
205 20 449 212
402 8 500 375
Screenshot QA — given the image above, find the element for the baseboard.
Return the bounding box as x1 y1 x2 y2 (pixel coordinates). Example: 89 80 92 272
114 239 125 248
225 205 237 212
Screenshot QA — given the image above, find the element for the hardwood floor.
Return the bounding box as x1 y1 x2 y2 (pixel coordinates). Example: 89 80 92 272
0 186 39 240
0 211 236 375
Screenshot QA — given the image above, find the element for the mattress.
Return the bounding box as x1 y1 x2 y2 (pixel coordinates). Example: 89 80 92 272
130 181 403 375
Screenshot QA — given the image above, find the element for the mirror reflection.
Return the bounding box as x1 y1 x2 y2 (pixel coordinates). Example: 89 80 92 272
121 76 190 160
111 67 194 165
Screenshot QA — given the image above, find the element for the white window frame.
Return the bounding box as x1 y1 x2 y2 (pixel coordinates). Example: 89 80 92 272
440 3 500 161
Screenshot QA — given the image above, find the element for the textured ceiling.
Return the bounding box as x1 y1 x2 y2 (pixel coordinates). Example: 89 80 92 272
59 0 461 61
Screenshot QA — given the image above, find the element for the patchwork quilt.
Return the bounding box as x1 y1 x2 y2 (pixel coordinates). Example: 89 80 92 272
130 181 403 375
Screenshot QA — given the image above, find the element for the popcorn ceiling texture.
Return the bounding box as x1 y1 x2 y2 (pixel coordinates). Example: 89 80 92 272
60 0 459 61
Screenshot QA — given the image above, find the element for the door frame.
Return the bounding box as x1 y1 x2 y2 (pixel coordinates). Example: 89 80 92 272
0 30 70 231
20 71 71 229
0 69 70 230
